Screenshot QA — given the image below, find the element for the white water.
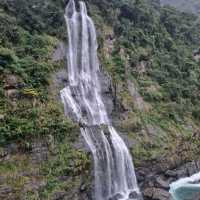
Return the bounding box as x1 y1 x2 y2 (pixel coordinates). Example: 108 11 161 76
170 172 200 200
60 1 141 199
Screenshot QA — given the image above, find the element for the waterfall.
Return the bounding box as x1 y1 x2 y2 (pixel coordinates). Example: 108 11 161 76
60 0 142 199
169 172 200 200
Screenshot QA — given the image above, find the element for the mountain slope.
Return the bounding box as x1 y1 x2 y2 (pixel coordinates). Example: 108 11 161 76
160 0 200 15
0 0 200 200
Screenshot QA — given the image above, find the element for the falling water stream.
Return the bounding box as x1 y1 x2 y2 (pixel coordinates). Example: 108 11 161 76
60 0 142 199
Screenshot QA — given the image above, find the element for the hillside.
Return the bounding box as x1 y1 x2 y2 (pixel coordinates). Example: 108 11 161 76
160 0 200 15
0 0 200 199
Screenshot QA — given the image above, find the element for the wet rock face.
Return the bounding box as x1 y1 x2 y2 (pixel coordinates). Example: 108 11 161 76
99 71 114 116
129 191 141 199
107 192 143 200
52 42 66 62
108 193 123 200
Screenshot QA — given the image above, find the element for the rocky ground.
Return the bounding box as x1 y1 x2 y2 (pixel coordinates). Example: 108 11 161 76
1 135 200 200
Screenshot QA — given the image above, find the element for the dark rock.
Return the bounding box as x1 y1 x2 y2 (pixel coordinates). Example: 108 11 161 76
108 193 123 200
129 191 139 199
165 170 177 177
58 176 70 182
31 141 49 164
5 143 18 154
99 71 114 116
155 176 169 189
80 183 87 192
176 168 188 178
51 191 67 200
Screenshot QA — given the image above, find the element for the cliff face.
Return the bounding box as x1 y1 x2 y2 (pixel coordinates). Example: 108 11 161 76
0 0 200 200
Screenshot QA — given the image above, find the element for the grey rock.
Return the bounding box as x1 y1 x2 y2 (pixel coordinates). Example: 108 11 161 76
5 89 19 99
152 188 170 200
187 161 199 176
165 170 177 177
156 176 170 189
51 191 67 200
52 42 66 62
143 188 154 198
108 193 123 200
0 185 13 198
31 141 49 164
0 114 4 120
144 187 169 200
127 79 150 112
58 176 70 182
4 75 18 89
5 143 18 154
99 71 114 116
0 176 5 184
52 69 68 93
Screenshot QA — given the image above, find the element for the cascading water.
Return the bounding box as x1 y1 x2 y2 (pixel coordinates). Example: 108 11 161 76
60 0 142 199
169 172 200 200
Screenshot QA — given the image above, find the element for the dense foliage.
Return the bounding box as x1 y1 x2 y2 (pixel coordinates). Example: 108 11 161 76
0 1 75 144
160 0 200 15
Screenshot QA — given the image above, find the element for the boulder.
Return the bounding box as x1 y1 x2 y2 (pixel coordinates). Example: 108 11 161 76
31 141 49 164
143 187 170 200
0 185 13 199
129 191 141 199
0 114 4 120
4 75 18 89
155 176 170 189
152 188 170 200
108 193 123 200
5 89 19 99
51 191 67 200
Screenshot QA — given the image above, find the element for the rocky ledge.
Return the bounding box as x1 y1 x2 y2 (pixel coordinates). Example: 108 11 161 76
138 160 200 200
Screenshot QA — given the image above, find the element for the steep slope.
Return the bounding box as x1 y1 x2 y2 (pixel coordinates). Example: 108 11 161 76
0 0 200 200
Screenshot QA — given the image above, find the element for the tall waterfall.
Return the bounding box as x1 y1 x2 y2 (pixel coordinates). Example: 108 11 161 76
60 1 142 199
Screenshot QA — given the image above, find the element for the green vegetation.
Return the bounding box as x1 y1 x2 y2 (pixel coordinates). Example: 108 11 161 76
0 4 75 144
0 0 200 198
161 0 200 15
96 0 200 164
